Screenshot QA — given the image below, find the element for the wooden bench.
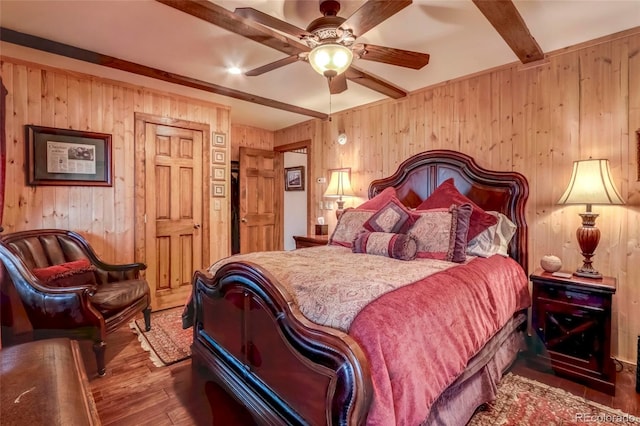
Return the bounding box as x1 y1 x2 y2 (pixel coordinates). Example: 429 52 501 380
0 338 100 425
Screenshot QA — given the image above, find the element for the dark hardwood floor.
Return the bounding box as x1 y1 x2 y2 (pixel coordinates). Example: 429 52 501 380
84 325 639 425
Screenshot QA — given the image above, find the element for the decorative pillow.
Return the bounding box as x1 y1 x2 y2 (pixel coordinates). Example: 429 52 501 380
32 258 97 288
357 187 397 210
451 203 473 262
352 231 417 261
363 198 420 234
467 211 517 258
416 178 498 240
328 208 376 247
408 205 470 262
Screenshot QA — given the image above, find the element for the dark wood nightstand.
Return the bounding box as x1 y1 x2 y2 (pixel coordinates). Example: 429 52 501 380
293 234 329 249
529 269 617 395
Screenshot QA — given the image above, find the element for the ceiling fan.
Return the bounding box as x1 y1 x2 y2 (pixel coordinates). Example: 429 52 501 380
235 0 430 96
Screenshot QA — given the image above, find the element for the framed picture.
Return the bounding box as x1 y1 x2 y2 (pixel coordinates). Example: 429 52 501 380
26 125 112 186
212 166 225 181
285 166 305 191
212 149 226 164
213 132 226 147
211 183 225 197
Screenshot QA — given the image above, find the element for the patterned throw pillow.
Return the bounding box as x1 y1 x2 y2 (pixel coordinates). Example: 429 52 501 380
328 209 376 247
408 204 471 263
352 231 418 261
363 198 420 234
32 258 97 287
416 178 497 240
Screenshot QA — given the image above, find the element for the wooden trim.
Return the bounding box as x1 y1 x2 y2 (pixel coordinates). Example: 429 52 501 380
637 129 640 182
0 27 328 120
274 140 312 153
133 113 210 267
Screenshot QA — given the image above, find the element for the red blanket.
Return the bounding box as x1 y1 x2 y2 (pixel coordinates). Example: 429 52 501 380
348 255 530 425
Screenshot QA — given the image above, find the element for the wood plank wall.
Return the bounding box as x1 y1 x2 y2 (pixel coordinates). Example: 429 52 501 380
0 57 231 269
230 124 274 161
275 29 640 363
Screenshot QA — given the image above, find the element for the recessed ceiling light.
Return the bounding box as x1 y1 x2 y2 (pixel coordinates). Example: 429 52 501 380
227 67 242 75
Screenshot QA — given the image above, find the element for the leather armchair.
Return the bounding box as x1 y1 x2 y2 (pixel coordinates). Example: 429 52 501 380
0 229 151 376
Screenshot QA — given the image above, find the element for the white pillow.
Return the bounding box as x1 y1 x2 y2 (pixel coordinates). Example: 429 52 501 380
466 211 516 258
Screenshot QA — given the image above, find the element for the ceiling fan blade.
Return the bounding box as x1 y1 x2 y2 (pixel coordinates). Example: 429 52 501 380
234 7 312 39
472 0 543 63
345 66 407 99
341 0 412 37
155 0 309 56
328 73 348 94
245 55 301 76
357 44 429 69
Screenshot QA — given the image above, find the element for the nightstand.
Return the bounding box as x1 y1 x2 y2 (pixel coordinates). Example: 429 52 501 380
293 234 329 249
529 269 616 395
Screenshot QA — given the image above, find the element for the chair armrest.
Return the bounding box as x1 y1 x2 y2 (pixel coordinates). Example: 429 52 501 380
0 244 103 329
40 282 99 296
92 259 147 272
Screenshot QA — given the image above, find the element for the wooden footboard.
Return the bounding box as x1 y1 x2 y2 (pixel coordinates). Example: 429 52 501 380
191 262 373 425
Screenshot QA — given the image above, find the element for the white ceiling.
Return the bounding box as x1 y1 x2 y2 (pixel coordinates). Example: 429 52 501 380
1 0 638 131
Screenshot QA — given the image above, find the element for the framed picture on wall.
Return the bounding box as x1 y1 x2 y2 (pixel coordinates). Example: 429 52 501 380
285 166 305 191
212 149 226 164
213 132 226 147
26 125 112 186
212 183 225 197
212 166 225 181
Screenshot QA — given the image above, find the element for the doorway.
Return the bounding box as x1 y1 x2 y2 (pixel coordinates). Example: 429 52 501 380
283 150 308 250
275 140 312 250
134 113 210 311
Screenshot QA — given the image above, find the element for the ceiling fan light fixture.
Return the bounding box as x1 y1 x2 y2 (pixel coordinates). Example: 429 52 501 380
308 43 353 78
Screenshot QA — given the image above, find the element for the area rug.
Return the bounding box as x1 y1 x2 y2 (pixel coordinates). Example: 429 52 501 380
468 372 639 425
130 307 192 367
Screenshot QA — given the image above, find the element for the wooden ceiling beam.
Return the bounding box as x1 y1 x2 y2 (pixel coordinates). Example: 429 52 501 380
0 27 328 120
472 0 544 63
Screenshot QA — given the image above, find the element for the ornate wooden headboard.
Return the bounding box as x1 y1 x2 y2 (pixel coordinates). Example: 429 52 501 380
369 150 529 273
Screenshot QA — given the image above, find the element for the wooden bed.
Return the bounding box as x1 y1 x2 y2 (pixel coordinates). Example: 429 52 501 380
189 149 529 425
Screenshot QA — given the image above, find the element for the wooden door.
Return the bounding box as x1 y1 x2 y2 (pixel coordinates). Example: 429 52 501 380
239 147 281 253
144 123 204 310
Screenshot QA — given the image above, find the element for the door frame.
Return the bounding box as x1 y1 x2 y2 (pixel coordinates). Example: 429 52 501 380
274 140 312 236
133 112 210 267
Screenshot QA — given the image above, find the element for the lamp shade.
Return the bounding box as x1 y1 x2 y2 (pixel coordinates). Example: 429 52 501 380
308 43 353 78
324 169 355 198
557 159 624 207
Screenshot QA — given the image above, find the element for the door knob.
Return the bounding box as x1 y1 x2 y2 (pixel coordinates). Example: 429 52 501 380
193 224 201 229
241 218 247 223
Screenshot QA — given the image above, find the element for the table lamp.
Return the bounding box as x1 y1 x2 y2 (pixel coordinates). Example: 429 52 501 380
557 159 624 279
324 168 355 218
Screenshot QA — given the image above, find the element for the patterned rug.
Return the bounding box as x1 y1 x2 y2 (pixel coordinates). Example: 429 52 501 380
469 372 639 425
130 307 192 366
